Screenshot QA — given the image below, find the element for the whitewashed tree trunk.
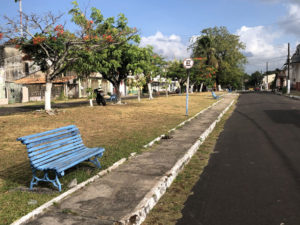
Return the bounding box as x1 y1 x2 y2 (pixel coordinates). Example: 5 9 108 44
89 99 93 107
45 82 52 111
138 87 141 102
178 83 182 95
218 84 222 91
148 83 153 99
165 86 168 97
190 84 194 93
200 82 204 92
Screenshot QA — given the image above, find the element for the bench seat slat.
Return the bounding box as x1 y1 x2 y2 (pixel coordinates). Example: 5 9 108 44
37 147 105 172
48 148 105 173
17 125 76 142
30 142 85 165
33 145 89 168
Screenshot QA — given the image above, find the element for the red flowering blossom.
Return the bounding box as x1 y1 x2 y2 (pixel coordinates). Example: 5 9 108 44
103 34 113 42
54 25 64 37
0 33 3 40
22 55 32 61
15 44 20 49
83 35 89 40
33 36 46 45
90 20 94 24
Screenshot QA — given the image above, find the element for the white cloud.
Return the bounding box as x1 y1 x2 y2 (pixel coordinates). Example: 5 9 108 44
236 26 287 73
278 3 300 36
140 31 190 60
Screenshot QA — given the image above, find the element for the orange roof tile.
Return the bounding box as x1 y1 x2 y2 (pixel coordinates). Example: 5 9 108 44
15 72 76 84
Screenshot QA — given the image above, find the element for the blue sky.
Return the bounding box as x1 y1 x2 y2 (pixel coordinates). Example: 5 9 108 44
1 0 300 73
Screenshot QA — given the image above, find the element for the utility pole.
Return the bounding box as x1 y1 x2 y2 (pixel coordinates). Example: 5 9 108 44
287 43 290 94
19 0 23 37
183 58 194 116
266 62 268 90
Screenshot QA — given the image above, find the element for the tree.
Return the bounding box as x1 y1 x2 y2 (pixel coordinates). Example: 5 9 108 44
190 26 246 89
166 60 187 93
14 0 23 37
134 46 165 100
3 1 137 110
190 61 217 91
247 71 264 87
126 73 146 102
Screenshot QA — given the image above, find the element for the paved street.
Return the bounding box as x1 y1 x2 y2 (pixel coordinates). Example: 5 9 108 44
177 93 300 225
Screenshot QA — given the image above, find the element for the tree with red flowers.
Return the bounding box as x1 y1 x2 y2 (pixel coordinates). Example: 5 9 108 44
3 1 137 111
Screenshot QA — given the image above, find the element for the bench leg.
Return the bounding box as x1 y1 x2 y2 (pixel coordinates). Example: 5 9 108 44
30 170 62 192
88 155 102 168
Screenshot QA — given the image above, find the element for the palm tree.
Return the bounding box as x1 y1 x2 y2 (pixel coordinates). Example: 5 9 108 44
14 0 23 37
192 36 218 69
192 36 220 87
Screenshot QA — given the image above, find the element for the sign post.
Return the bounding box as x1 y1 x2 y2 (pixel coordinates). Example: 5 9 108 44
183 58 194 116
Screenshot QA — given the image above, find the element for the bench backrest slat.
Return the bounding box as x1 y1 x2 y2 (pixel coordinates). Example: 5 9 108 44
27 135 82 154
21 127 79 145
17 125 76 142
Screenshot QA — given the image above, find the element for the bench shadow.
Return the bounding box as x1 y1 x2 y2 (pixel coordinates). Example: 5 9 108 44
0 160 98 189
0 161 32 187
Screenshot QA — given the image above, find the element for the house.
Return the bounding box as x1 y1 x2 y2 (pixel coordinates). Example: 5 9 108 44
15 72 77 101
276 69 287 90
151 75 178 93
262 74 276 90
0 44 40 104
291 44 300 91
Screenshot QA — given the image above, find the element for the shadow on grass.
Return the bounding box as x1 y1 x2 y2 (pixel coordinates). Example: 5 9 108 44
0 160 101 191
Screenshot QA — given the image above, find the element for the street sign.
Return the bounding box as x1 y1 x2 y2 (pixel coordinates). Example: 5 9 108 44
183 58 194 69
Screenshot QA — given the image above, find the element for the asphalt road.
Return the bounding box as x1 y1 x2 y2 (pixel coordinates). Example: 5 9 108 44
177 93 300 225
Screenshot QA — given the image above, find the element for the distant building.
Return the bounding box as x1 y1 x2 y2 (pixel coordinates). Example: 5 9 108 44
262 73 276 90
291 44 300 91
0 44 25 104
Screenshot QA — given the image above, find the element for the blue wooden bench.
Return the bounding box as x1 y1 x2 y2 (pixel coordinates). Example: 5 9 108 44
17 125 105 192
211 91 220 99
107 94 117 103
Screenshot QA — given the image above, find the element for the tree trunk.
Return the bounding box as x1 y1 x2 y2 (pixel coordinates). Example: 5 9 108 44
114 83 122 104
148 83 153 99
200 82 204 92
165 86 168 97
89 99 93 107
45 82 52 111
138 87 141 102
190 84 194 93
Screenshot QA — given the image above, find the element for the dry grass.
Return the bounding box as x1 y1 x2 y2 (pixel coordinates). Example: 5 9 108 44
0 92 215 225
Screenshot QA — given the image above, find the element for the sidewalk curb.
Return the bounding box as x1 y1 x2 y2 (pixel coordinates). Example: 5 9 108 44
11 96 230 225
143 98 223 148
11 158 127 225
120 98 236 225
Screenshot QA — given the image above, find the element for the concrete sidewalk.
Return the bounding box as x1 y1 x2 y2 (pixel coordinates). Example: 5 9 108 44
21 94 236 225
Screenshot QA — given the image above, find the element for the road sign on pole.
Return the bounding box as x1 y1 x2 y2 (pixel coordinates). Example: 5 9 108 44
183 58 194 69
183 58 194 116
